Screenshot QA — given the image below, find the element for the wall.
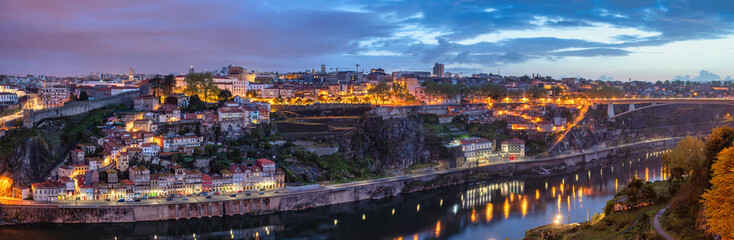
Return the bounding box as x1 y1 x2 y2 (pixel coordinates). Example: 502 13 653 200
23 91 140 127
0 137 680 224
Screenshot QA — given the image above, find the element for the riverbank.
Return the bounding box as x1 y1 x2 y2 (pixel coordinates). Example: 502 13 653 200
525 178 673 239
0 137 682 224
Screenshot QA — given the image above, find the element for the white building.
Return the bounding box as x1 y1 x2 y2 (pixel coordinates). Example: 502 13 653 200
0 92 18 103
459 137 493 163
501 139 525 157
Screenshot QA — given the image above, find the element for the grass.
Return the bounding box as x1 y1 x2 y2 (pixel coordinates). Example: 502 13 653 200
407 162 438 171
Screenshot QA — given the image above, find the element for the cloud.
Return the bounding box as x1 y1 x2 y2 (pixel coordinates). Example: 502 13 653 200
0 0 733 77
552 48 630 57
673 70 732 82
599 75 615 81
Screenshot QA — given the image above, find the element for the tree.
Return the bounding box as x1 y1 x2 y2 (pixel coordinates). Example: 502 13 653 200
368 81 391 103
162 74 176 96
218 89 232 102
150 75 164 97
79 91 89 101
702 146 734 239
70 93 78 101
704 127 734 164
205 144 218 156
187 95 206 112
527 86 547 99
246 89 258 98
184 73 219 102
661 136 705 179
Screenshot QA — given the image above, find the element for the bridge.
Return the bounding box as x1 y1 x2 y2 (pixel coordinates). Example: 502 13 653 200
587 98 734 118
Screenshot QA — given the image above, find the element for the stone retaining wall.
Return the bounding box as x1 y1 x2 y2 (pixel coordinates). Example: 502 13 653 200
23 91 140 127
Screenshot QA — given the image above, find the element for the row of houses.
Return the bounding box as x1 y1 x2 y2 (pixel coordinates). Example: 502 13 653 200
33 159 284 202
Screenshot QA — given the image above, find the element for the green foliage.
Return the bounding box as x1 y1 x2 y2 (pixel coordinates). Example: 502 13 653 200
185 95 209 112
204 144 218 156
0 128 38 160
218 89 232 102
584 85 623 98
527 86 547 98
418 114 439 125
184 72 220 102
661 136 705 179
451 114 468 124
60 104 125 143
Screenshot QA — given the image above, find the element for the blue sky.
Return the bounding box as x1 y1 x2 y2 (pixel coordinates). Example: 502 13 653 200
1 0 733 81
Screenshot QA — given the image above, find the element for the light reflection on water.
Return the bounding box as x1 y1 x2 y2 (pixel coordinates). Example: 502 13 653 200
0 151 669 240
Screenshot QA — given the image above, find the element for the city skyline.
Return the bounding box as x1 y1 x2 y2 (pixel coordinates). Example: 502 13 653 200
1 0 734 81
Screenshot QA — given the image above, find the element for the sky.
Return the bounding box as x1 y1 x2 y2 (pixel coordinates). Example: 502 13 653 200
1 0 733 81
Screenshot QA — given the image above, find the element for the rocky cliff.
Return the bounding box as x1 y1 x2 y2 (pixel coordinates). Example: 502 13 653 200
0 129 54 190
340 115 439 169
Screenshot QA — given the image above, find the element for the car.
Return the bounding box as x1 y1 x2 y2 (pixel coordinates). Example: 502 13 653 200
206 196 212 199
182 197 189 200
214 192 220 195
105 199 111 202
126 198 134 202
246 193 251 196
237 190 242 193
201 192 208 196
134 198 141 202
259 192 265 195
274 190 279 193
230 194 236 197
166 198 173 201
141 197 148 200
117 199 125 202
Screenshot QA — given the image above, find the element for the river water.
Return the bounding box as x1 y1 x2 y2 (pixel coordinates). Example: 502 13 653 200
0 151 667 240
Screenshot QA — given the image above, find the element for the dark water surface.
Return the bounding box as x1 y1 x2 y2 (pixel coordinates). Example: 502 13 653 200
0 151 667 240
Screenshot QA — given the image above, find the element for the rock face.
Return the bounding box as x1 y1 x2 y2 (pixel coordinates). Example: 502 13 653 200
341 115 436 169
0 135 53 188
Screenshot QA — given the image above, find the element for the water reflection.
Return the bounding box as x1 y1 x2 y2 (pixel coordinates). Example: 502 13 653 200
0 152 667 240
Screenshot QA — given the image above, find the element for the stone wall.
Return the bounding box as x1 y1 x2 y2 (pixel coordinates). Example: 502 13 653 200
272 103 373 116
23 91 140 127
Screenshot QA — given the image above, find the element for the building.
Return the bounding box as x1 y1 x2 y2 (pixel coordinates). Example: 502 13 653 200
433 63 445 78
0 92 18 103
129 165 150 186
71 149 85 164
32 180 63 202
162 136 203 152
501 139 525 157
459 137 493 163
134 95 160 111
40 86 69 108
106 169 118 183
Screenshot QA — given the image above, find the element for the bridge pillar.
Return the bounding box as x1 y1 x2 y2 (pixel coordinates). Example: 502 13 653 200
607 103 615 118
629 103 635 111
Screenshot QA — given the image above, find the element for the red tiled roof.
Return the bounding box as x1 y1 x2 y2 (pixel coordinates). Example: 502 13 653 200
502 138 525 144
459 137 491 145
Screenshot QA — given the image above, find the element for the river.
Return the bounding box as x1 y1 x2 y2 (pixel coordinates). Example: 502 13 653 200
0 151 667 240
